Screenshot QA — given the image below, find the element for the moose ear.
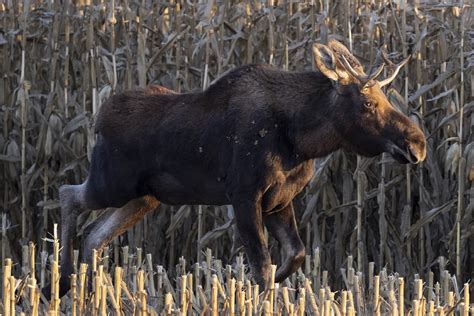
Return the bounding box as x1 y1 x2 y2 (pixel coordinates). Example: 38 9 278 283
312 43 340 82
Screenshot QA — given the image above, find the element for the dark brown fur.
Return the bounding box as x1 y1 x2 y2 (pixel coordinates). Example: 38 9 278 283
55 44 426 296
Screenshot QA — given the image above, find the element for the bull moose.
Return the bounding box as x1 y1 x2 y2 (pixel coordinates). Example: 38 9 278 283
56 39 426 295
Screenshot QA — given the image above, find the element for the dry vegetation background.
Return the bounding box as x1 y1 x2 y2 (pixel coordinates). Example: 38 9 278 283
0 0 473 313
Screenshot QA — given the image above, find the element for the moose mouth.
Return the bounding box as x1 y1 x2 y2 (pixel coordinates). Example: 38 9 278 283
388 143 420 164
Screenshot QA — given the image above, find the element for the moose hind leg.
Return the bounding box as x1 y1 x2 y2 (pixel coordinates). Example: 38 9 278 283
264 202 305 282
58 183 90 293
82 195 160 268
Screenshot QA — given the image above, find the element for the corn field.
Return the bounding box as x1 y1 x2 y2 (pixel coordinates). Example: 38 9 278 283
0 0 473 314
1 229 473 314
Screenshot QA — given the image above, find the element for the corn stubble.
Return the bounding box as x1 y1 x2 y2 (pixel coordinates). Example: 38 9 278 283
0 0 472 314
2 244 473 315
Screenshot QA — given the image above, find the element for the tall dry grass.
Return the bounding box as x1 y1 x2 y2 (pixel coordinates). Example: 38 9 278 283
0 0 472 306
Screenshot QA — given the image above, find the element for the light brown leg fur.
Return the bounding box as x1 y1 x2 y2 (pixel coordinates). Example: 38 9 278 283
81 195 160 266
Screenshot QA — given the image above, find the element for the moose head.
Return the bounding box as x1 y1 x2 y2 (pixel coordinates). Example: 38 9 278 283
313 40 426 164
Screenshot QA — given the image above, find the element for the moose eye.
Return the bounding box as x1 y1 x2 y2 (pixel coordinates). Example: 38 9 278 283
364 101 375 112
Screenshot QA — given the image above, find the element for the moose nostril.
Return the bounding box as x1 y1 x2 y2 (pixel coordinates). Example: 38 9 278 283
408 143 426 164
408 146 419 163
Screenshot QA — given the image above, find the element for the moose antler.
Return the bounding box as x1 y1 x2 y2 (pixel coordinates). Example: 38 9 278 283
339 54 385 87
378 50 410 87
327 40 364 70
328 39 385 87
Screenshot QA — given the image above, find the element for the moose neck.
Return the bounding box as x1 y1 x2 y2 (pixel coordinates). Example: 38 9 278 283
275 70 343 161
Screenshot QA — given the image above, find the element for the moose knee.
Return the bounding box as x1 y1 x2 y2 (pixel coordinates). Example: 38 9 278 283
292 247 305 269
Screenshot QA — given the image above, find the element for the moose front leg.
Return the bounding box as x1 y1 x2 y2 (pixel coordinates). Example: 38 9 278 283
233 200 272 287
264 202 305 282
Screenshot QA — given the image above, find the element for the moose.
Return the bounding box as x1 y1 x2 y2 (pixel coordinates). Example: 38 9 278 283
56 39 426 296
